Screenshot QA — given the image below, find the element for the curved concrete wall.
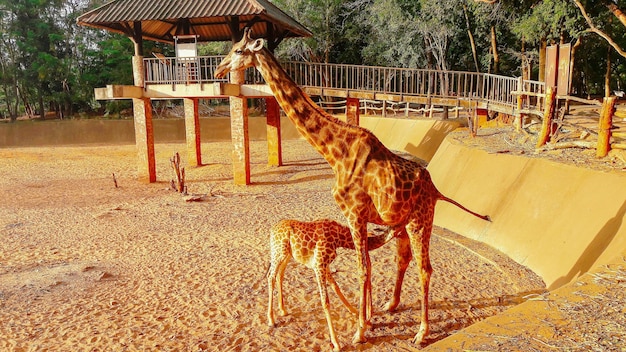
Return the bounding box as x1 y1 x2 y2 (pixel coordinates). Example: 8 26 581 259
428 137 626 289
360 116 462 162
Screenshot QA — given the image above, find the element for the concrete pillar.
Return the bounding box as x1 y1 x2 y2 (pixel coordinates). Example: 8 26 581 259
132 55 144 87
184 98 202 167
266 97 282 166
346 97 360 125
132 98 156 183
230 70 250 185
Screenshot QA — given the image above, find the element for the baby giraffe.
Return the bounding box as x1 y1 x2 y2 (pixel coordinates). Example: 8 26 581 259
267 219 396 351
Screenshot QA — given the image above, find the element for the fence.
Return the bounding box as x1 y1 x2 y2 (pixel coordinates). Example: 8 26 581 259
142 55 626 157
143 55 544 116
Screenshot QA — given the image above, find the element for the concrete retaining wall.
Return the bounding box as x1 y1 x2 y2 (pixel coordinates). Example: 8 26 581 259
428 136 626 289
0 116 302 147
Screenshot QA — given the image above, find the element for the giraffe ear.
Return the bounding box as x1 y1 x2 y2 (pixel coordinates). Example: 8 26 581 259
247 39 264 53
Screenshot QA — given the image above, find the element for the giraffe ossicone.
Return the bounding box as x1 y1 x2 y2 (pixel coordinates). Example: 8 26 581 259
216 28 491 346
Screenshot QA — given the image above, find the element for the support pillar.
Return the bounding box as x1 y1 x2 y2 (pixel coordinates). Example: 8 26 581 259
230 71 250 185
266 97 282 166
132 98 156 183
184 98 202 167
132 55 144 87
346 97 360 125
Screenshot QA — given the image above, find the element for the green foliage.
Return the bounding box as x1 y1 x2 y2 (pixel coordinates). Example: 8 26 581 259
0 0 625 120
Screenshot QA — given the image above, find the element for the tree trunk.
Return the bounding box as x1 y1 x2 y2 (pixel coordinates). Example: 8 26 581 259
538 37 547 82
38 93 45 120
605 45 612 97
521 37 530 81
603 0 626 27
463 4 480 72
490 25 499 74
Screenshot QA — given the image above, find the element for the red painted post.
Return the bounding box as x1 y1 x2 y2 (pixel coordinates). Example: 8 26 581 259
346 97 360 126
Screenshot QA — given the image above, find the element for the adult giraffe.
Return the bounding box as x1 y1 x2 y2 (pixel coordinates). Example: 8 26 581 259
215 28 491 345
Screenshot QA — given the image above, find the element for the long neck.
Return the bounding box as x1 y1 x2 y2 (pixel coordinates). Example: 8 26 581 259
253 49 350 166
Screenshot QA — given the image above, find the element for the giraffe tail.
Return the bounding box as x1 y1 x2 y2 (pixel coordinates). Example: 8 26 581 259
438 193 491 222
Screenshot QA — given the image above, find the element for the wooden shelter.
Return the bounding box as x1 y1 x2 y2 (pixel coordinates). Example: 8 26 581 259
77 0 311 184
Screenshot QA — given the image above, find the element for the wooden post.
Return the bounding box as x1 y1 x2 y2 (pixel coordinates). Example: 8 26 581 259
597 96 616 158
132 98 156 183
346 97 360 125
230 70 250 185
468 105 477 138
515 77 525 133
536 86 556 148
266 97 282 166
183 98 202 167
382 100 387 117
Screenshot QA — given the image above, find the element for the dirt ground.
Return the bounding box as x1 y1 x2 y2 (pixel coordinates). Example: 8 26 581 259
0 138 550 351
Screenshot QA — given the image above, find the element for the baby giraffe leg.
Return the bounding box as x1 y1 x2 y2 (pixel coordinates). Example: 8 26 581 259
315 268 341 351
275 259 290 316
267 251 290 326
327 272 357 315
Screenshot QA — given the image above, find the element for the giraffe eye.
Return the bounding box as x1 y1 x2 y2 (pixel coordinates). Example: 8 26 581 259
235 49 243 55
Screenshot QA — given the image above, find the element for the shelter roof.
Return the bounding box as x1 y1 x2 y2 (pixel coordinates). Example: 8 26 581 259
77 0 312 44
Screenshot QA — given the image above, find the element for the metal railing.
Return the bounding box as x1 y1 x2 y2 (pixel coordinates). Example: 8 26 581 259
143 55 545 115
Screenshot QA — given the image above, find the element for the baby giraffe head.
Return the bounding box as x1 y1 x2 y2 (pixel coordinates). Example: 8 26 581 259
214 28 265 79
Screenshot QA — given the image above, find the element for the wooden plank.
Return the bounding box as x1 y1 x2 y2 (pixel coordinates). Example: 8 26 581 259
323 88 348 98
402 96 429 104
94 85 143 100
348 91 375 100
302 87 323 96
430 98 458 107
375 93 402 102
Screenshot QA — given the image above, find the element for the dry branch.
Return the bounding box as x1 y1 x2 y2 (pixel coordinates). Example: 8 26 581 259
537 140 596 152
170 152 187 195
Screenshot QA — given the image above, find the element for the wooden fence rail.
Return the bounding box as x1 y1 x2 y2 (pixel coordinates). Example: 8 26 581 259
142 55 624 158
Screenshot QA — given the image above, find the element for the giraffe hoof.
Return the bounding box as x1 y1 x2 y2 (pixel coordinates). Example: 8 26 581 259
411 326 429 344
383 301 398 312
351 331 366 344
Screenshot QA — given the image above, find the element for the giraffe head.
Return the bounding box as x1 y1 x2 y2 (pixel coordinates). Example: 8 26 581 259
214 28 265 79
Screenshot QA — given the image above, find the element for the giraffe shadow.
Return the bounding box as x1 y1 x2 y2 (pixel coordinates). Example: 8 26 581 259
365 288 547 347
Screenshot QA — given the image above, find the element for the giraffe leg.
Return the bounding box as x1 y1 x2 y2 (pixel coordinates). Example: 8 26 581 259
328 272 357 315
407 221 433 344
316 269 341 351
384 229 412 312
268 251 289 326
267 260 278 326
350 224 371 345
276 258 290 317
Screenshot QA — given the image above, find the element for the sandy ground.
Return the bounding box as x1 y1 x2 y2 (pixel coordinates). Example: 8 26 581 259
0 139 546 351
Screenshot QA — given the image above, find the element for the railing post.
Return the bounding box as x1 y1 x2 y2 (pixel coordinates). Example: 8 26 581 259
597 96 616 158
